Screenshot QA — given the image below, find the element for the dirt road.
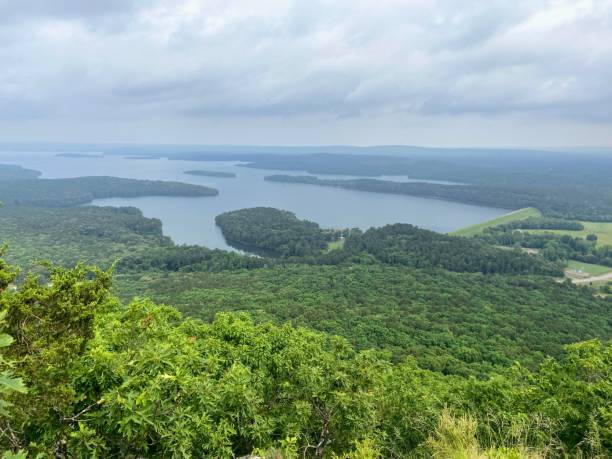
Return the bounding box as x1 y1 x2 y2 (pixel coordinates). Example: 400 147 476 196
572 271 612 284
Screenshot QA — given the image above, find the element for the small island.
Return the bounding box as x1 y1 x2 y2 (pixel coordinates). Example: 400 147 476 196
55 153 104 158
124 155 161 160
184 170 236 178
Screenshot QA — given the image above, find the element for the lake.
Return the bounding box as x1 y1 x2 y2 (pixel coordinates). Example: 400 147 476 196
0 151 508 250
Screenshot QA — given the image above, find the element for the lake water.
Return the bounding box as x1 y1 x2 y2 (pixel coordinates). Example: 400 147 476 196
0 151 508 250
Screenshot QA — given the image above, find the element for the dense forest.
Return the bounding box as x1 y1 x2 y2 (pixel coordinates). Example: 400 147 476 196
0 206 171 270
117 244 269 273
116 264 610 377
215 207 335 257
0 206 275 276
1 257 611 458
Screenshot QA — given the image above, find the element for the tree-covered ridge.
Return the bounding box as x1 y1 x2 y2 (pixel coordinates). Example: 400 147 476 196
1 258 610 458
265 175 612 221
344 223 562 275
116 264 611 377
0 176 218 207
215 207 336 257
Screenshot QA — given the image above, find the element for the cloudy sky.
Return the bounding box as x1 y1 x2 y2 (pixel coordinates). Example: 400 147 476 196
1 0 612 147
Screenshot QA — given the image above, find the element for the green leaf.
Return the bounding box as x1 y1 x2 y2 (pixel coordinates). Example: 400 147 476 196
0 333 13 348
0 371 27 393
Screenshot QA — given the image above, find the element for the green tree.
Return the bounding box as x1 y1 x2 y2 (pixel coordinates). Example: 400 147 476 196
0 251 27 455
2 262 113 454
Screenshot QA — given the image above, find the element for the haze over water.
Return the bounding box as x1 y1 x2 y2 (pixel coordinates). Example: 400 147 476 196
0 151 508 250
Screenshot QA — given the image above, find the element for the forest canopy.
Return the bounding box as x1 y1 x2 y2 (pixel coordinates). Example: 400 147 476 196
0 206 171 271
0 256 610 458
116 263 611 377
342 223 563 275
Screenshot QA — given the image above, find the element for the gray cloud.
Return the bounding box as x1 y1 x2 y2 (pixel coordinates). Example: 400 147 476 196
0 0 148 23
0 0 611 145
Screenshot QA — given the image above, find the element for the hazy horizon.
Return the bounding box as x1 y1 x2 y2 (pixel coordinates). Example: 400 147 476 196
2 141 612 154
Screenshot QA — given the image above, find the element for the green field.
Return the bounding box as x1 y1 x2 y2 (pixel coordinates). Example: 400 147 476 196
529 221 612 246
566 260 612 277
451 207 542 237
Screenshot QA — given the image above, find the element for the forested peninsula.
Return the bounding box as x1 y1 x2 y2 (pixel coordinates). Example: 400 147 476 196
265 175 612 221
215 207 335 257
0 175 218 207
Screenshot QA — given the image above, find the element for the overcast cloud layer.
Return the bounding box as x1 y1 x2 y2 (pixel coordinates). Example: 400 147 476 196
1 0 612 146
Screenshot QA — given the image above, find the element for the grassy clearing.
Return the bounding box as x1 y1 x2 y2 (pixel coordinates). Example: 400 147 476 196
326 238 346 252
529 221 612 246
451 207 542 237
566 260 612 277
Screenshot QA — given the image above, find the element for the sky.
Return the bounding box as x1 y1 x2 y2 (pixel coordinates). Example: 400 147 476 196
1 0 612 147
